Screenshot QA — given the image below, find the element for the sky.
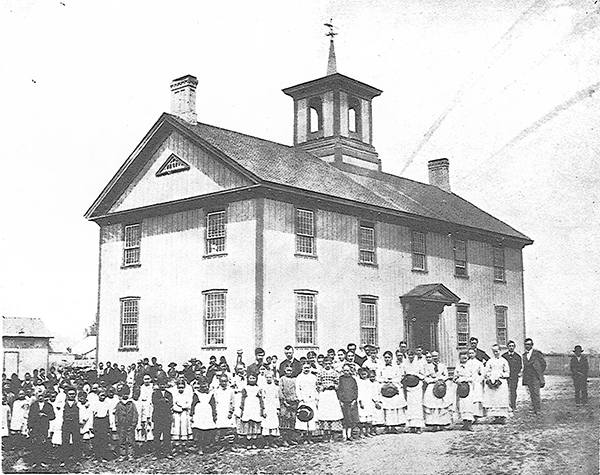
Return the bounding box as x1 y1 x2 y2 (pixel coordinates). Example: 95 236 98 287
1 0 599 353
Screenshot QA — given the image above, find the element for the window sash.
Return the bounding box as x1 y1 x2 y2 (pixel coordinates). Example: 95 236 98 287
359 226 375 263
360 300 377 346
412 231 426 270
456 306 469 347
120 299 139 348
123 224 141 265
295 294 316 345
454 239 467 275
206 211 226 254
495 307 508 346
204 293 226 346
493 247 505 281
295 209 315 254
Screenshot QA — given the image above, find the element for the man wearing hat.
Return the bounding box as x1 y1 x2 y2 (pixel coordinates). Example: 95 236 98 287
570 345 589 405
522 338 546 414
167 362 178 380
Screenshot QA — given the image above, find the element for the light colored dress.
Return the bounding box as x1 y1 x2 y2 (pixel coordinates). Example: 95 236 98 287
79 402 94 440
171 386 193 440
10 398 30 434
402 360 425 428
483 356 510 417
357 378 375 423
295 372 318 432
315 368 343 424
191 391 216 430
239 385 263 436
50 399 63 445
261 382 280 436
466 358 485 417
422 362 453 426
213 386 235 429
378 364 407 426
454 362 474 421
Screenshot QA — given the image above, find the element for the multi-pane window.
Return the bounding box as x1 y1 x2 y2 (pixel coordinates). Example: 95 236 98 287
493 246 505 281
359 224 376 264
120 298 139 348
412 230 427 271
295 292 317 345
123 224 141 266
206 211 226 255
454 239 468 276
456 304 470 348
360 297 378 346
495 306 508 346
204 291 226 346
296 209 315 255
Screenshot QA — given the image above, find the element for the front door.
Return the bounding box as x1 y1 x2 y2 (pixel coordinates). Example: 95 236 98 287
405 303 440 352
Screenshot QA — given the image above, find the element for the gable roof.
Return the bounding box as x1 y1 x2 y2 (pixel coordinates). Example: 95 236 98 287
86 113 532 245
2 317 53 338
401 283 461 304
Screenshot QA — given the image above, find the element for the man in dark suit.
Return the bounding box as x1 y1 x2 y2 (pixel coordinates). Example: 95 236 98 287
470 337 490 363
522 338 546 414
27 391 55 468
502 340 523 410
570 345 589 405
60 387 82 465
279 345 303 378
152 378 174 459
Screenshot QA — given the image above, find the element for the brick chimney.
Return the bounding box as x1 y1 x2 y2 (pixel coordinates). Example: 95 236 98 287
428 158 451 192
170 75 198 124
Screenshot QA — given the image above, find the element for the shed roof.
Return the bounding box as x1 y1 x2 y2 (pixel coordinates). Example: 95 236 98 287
2 317 53 338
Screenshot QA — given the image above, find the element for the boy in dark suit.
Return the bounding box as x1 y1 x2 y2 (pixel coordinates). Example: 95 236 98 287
522 338 546 414
570 345 589 405
27 391 55 468
502 340 522 410
60 387 81 466
152 377 174 459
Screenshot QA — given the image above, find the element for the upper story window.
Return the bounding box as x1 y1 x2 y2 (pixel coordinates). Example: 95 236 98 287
295 209 316 256
348 97 361 136
120 297 139 349
456 304 470 348
359 224 376 264
123 224 141 266
295 291 317 346
204 290 227 346
206 211 226 255
495 306 508 346
308 97 323 134
454 239 468 277
493 246 505 282
359 296 378 346
411 230 427 271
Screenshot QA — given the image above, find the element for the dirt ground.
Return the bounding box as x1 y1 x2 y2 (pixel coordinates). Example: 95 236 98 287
3 375 598 474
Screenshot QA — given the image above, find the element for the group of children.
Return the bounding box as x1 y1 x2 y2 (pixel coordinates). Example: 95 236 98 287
2 340 513 467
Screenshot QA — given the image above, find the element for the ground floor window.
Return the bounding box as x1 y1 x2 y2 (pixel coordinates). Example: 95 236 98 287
359 296 378 346
495 306 508 346
295 291 317 345
120 297 139 348
204 290 227 346
456 304 470 348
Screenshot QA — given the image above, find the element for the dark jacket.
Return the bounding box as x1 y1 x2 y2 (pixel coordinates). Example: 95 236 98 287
337 374 358 403
475 348 490 363
279 358 303 378
115 400 138 429
62 400 80 427
152 389 173 423
570 355 589 378
522 349 546 387
27 401 55 435
502 351 523 379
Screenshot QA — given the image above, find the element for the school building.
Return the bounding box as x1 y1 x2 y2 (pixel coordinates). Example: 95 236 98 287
85 42 533 367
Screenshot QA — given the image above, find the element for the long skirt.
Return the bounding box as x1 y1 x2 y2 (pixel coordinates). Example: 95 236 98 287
171 410 192 440
380 392 407 426
340 401 359 428
278 401 297 430
316 390 343 421
483 382 510 418
405 383 425 428
423 384 453 426
238 420 262 437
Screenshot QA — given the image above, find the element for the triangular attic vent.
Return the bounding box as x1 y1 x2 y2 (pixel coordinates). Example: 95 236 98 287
156 153 190 176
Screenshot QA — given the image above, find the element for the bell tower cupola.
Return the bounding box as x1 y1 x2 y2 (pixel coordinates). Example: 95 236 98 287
282 22 383 172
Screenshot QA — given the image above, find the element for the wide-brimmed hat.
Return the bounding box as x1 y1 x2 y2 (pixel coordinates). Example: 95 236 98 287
381 383 399 398
403 374 420 388
457 381 470 398
573 345 583 352
297 404 314 422
433 380 447 398
168 362 177 367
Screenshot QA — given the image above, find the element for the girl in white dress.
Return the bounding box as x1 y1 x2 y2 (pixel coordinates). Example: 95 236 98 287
402 350 425 433
466 348 485 419
454 351 475 430
213 374 235 449
295 363 318 443
422 351 453 430
378 351 407 433
315 357 343 441
261 371 280 444
171 380 193 452
190 378 216 455
356 367 375 436
239 372 264 448
49 390 63 447
483 344 510 423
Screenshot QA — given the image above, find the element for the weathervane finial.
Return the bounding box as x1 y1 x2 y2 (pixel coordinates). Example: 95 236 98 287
324 19 338 75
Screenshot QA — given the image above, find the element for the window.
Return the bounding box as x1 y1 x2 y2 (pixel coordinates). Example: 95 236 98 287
295 291 317 345
495 306 508 346
120 298 139 348
295 209 315 255
348 108 357 133
456 304 470 348
308 97 322 134
359 224 376 264
454 239 468 276
360 297 378 346
156 153 190 176
411 230 427 271
123 224 141 266
493 246 505 281
204 290 226 346
206 211 226 255
348 97 361 135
